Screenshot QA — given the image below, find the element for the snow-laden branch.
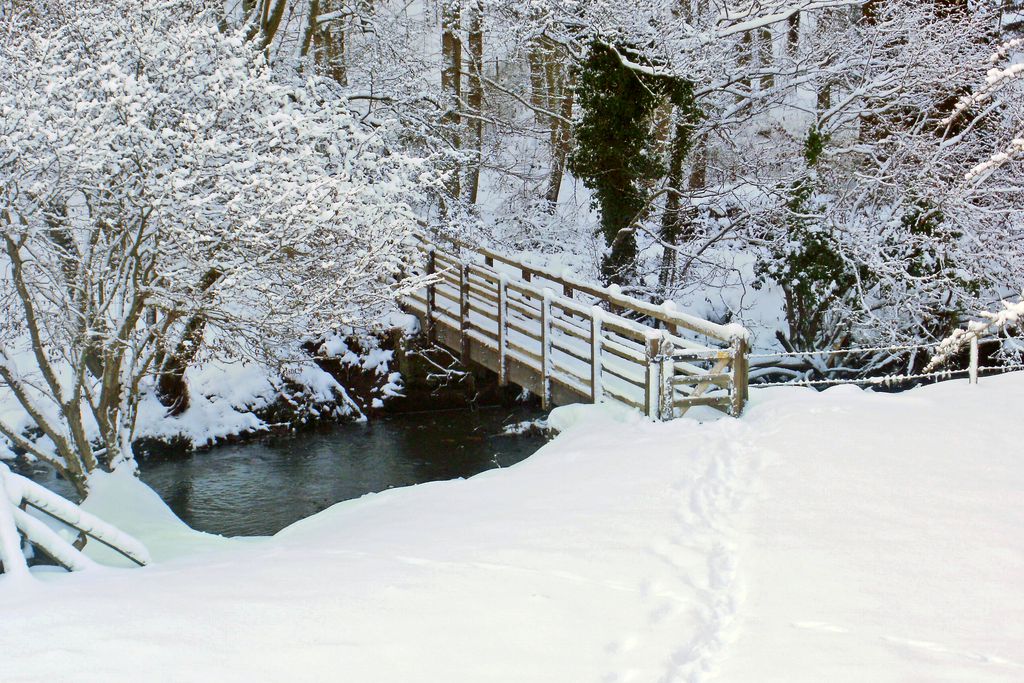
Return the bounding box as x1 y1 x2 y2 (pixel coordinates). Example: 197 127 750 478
940 38 1024 184
925 295 1024 372
717 1 864 39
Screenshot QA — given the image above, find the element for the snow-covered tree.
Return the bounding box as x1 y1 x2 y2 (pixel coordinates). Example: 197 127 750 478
0 0 435 494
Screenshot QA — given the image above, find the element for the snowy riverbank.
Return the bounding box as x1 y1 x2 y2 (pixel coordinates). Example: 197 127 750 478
2 375 1022 682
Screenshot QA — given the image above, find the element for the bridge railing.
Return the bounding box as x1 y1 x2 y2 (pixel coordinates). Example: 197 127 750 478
405 236 750 419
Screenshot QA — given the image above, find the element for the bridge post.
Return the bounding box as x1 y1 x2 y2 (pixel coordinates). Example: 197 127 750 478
425 248 436 343
541 288 552 409
590 306 603 404
497 275 508 386
460 264 471 364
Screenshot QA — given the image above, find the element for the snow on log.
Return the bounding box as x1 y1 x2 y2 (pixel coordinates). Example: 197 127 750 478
0 463 151 574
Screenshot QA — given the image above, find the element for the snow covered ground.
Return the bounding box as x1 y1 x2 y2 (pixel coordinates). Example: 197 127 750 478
2 375 1022 682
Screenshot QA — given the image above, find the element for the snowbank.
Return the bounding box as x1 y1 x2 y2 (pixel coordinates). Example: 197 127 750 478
1 375 1022 682
1 347 387 474
133 357 354 449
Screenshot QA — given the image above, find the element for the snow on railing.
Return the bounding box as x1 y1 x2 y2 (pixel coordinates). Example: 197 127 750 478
925 295 1024 381
0 463 150 576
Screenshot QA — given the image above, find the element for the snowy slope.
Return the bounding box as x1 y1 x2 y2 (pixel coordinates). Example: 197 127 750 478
1 376 1022 682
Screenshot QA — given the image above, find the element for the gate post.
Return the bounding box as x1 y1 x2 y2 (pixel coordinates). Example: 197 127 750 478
644 332 662 419
497 275 508 386
730 336 749 416
541 288 553 409
969 336 979 384
659 332 674 420
590 307 603 403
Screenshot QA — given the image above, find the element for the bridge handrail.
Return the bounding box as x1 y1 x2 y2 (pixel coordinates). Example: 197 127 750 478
413 233 748 345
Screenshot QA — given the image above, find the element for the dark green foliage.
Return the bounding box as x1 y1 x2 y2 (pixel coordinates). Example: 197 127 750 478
900 201 953 280
569 42 695 285
804 125 827 166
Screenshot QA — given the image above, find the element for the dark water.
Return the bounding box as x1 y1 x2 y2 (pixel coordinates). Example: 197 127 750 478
30 407 547 537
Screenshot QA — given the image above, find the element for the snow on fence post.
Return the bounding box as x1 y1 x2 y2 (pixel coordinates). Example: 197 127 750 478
591 306 603 403
541 288 553 409
459 263 471 364
969 336 979 384
497 275 508 386
730 336 749 417
644 331 663 419
425 247 436 343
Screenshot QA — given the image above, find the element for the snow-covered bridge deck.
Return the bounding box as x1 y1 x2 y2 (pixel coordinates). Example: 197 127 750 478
404 237 750 419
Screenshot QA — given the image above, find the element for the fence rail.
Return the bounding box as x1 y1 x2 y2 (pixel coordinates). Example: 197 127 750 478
0 463 150 575
403 236 751 419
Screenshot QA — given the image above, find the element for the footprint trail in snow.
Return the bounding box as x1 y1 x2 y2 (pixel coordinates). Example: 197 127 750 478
605 419 765 683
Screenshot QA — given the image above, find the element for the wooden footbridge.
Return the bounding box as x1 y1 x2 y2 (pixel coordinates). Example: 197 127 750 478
404 236 750 420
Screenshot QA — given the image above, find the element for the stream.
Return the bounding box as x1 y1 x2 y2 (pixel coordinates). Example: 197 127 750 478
29 407 548 537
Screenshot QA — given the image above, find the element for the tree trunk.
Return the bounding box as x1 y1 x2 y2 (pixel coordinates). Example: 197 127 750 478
787 10 800 55
658 126 687 293
314 0 349 85
300 0 320 59
658 120 704 292
465 0 484 205
441 0 463 202
737 30 752 98
528 45 546 125
759 28 774 91
155 268 223 417
543 42 574 208
544 66 575 207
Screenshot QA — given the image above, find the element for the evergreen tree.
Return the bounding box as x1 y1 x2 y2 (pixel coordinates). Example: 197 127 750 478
569 43 693 285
